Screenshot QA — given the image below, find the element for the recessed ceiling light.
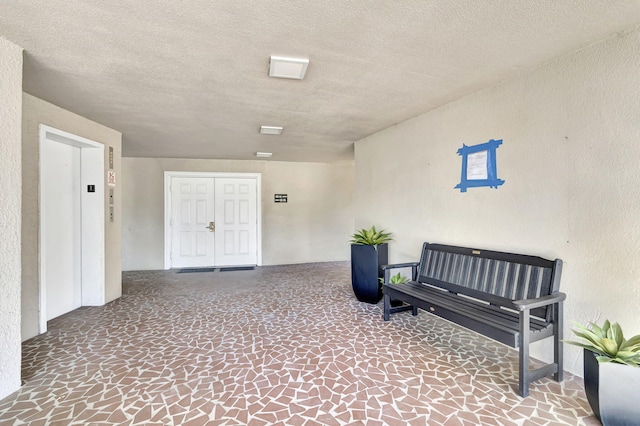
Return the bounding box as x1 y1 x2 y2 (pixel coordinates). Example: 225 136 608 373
269 56 309 80
260 126 283 135
256 152 273 158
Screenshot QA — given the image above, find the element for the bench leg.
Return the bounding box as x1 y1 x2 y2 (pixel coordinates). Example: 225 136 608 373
518 309 530 398
554 301 564 382
383 294 391 321
412 305 418 316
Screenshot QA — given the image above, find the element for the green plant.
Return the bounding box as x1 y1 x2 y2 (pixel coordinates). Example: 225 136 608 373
565 320 640 367
379 272 409 285
349 226 392 246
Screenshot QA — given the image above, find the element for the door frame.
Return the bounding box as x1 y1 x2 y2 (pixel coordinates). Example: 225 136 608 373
38 125 105 333
163 171 262 269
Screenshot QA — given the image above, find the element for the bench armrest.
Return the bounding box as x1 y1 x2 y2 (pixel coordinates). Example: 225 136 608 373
513 292 567 311
381 262 419 270
381 262 420 283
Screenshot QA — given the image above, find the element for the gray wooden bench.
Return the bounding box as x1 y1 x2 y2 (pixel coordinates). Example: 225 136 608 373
382 242 565 397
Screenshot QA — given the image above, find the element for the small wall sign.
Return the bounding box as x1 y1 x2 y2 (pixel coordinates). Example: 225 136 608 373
274 194 288 203
455 139 505 193
107 170 116 187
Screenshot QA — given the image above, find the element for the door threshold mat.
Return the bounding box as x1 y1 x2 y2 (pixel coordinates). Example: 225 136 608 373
176 267 217 273
219 266 255 272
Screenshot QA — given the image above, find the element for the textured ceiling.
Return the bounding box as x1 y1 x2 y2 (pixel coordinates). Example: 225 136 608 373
2 1 640 162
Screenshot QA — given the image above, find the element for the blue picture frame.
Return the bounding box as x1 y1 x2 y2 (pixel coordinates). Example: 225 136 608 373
455 139 505 193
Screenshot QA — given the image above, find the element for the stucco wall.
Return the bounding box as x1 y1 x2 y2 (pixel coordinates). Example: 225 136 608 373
0 37 23 401
354 28 640 376
122 158 354 270
22 93 122 341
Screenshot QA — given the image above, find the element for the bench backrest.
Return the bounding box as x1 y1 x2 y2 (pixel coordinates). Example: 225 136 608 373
417 243 562 321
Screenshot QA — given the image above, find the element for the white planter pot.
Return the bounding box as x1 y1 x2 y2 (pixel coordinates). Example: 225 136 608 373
583 348 640 425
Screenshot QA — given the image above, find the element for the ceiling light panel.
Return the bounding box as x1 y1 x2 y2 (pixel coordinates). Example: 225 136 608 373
269 56 309 80
256 152 273 158
260 126 283 135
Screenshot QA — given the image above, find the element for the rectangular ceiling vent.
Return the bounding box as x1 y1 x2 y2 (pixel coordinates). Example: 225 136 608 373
269 56 309 80
260 126 283 135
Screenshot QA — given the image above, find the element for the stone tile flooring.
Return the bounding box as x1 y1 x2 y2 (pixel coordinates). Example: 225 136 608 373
0 262 598 425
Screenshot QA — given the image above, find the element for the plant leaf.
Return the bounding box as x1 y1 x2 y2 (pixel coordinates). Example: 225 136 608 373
620 334 640 351
563 341 605 354
610 322 624 347
615 350 638 359
572 327 608 350
601 338 619 356
596 356 614 364
611 357 639 367
590 322 606 339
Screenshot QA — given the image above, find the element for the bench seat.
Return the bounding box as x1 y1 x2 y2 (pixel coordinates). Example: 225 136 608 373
382 242 565 397
385 281 559 346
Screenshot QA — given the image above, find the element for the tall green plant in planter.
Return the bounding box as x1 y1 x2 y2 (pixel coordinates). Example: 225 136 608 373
566 320 640 425
349 226 392 304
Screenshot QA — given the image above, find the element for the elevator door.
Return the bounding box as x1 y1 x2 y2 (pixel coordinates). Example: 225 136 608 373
42 140 82 320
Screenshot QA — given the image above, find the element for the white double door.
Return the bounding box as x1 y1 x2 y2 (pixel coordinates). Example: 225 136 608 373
170 176 258 268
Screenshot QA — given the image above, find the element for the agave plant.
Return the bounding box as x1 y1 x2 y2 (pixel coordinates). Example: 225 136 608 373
565 320 640 367
379 273 410 285
349 226 393 246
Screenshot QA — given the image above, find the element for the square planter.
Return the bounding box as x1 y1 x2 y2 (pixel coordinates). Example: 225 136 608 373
583 348 640 425
350 243 388 304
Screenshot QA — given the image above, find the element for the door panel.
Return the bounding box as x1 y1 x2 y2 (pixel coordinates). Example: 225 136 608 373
214 178 257 266
43 140 82 320
169 175 258 268
171 177 215 267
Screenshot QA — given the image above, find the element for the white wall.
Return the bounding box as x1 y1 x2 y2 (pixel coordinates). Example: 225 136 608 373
22 94 123 341
122 158 354 270
0 37 23 400
354 28 640 376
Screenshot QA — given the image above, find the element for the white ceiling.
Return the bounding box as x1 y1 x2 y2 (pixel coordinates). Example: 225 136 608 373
2 1 640 163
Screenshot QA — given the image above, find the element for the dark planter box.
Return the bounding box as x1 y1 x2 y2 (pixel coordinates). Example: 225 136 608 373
350 243 388 304
583 348 640 425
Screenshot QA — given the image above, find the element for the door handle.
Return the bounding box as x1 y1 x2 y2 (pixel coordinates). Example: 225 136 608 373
206 221 215 232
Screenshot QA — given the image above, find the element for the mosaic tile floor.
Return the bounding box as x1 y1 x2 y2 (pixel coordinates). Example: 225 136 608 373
1 262 599 425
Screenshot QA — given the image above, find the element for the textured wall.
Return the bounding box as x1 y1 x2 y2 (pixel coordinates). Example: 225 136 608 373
122 158 354 270
21 94 122 341
354 28 640 376
0 37 23 400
